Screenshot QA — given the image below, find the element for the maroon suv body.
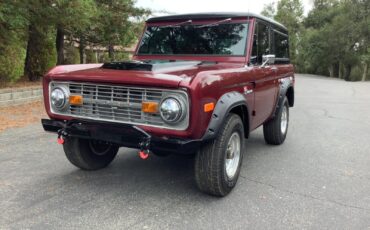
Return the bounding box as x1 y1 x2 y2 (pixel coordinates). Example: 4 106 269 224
42 13 294 196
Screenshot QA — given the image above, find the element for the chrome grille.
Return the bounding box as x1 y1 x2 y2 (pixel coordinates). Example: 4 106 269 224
49 82 189 130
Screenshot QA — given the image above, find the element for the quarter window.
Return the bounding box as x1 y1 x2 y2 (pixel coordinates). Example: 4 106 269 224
274 31 289 60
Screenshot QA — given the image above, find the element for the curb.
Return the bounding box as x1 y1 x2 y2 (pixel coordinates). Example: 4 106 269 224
0 87 43 107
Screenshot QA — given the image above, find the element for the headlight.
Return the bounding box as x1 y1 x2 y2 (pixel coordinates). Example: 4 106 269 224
160 97 186 123
51 87 68 109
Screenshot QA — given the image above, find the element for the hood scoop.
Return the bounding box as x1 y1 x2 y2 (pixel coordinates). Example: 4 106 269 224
102 60 205 72
102 61 153 71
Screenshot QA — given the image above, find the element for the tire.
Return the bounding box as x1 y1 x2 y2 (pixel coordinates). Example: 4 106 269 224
152 151 170 157
195 114 245 197
263 96 289 145
63 137 119 170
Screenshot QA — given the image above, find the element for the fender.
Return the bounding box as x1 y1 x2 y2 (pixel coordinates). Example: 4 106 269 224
202 91 250 141
273 76 294 117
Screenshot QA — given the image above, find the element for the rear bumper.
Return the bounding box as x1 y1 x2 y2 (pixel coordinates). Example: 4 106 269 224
41 119 201 155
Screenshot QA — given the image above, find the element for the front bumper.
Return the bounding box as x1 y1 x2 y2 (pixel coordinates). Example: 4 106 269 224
41 119 201 155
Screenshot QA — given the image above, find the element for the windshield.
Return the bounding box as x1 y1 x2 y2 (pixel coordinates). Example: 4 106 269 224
137 22 249 56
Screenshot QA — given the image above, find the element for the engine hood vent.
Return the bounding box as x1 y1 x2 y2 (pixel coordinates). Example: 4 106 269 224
102 61 153 71
102 60 206 72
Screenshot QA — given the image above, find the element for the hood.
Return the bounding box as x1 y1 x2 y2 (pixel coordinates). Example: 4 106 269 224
46 61 243 88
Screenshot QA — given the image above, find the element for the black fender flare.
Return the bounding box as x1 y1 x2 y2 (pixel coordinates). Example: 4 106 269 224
273 76 294 117
202 91 250 141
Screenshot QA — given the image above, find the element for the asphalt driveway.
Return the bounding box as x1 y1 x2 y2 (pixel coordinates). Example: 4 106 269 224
0 74 369 229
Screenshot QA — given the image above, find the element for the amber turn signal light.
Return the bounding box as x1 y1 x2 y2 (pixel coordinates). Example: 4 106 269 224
69 95 83 106
142 102 158 113
204 102 215 112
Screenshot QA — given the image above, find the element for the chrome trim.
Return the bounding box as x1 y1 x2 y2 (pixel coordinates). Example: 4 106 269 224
49 81 190 131
159 94 187 124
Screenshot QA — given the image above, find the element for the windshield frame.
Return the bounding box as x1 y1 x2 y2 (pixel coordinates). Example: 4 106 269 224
134 18 253 62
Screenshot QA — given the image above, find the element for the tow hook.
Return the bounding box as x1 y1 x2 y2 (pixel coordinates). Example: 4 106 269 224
57 129 68 145
138 136 151 160
139 150 150 160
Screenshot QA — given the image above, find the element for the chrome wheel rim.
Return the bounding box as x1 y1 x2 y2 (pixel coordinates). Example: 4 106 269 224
225 132 241 180
281 106 288 134
89 141 111 156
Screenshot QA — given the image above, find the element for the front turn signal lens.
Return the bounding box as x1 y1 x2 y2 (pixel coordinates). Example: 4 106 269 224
204 102 215 112
142 102 158 113
69 95 83 106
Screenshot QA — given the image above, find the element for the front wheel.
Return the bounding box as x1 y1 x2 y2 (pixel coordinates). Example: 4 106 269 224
195 114 245 197
263 97 289 145
63 137 119 170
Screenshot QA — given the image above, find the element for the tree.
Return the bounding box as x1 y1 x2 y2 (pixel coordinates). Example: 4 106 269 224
91 0 149 61
23 0 57 81
261 2 276 18
52 0 97 65
0 0 28 83
274 0 304 66
301 0 369 80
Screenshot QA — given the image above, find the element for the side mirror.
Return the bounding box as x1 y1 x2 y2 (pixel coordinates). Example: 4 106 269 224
261 54 276 68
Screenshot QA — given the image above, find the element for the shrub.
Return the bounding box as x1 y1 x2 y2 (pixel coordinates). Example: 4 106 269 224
86 49 98 63
64 46 80 64
0 41 26 83
349 65 363 82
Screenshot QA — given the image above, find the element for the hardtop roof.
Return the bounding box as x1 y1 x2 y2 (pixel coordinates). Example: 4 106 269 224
146 12 287 31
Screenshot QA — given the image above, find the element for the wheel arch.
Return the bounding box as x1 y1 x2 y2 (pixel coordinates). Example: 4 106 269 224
202 91 250 141
273 77 294 117
286 86 294 107
229 105 250 139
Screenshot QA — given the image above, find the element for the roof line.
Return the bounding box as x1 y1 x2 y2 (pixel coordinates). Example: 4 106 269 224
146 12 287 31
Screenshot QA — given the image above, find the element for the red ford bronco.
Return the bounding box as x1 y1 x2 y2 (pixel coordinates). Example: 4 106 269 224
42 13 294 196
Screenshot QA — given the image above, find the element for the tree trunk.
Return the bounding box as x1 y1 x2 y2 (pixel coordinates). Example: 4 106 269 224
108 45 114 61
79 37 85 64
333 62 340 78
24 27 31 78
56 26 65 65
338 62 343 79
328 65 334 78
24 25 48 81
344 64 352 81
362 62 368 81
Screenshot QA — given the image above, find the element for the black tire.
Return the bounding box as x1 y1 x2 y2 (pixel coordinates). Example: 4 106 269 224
195 114 245 197
152 151 170 157
63 137 119 170
263 96 289 145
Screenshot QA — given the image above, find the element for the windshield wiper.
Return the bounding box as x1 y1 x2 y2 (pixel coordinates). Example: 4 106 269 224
196 18 232 28
162 20 193 28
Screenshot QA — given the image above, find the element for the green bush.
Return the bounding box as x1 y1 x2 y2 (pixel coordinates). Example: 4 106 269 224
349 65 364 82
98 52 110 63
97 51 131 63
114 52 130 61
0 42 26 83
86 49 98 63
64 46 80 64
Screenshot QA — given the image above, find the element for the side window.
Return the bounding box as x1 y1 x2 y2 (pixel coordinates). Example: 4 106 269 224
273 30 290 63
251 22 270 65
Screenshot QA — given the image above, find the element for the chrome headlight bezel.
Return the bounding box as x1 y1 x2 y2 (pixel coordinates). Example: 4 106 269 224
49 84 70 112
159 95 187 124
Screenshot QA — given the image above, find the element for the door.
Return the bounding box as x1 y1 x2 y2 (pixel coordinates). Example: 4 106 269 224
250 21 278 129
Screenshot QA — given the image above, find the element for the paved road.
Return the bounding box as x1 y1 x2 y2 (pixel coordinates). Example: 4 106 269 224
1 75 370 229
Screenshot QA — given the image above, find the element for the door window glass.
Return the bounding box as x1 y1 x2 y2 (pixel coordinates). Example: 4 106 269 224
251 22 270 64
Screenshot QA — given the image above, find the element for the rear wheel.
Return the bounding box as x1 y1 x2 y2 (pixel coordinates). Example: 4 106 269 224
263 97 289 145
195 114 244 197
63 137 119 170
